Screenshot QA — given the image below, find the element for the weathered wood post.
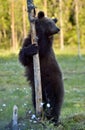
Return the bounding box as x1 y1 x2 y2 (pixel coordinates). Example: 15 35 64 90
12 105 18 130
26 0 43 116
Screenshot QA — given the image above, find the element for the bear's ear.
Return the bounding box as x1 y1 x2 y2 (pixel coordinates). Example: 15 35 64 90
52 18 58 23
38 11 45 19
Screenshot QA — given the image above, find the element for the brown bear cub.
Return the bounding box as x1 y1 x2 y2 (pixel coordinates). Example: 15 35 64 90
19 11 64 125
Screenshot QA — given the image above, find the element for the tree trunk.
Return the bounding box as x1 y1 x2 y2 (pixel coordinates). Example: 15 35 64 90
22 0 27 38
59 0 64 50
30 10 43 115
75 0 81 57
44 0 47 16
11 0 16 51
27 0 43 116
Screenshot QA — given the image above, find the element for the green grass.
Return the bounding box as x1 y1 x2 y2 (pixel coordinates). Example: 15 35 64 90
0 48 85 130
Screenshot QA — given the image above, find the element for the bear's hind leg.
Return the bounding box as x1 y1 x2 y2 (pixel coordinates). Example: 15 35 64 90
44 82 64 125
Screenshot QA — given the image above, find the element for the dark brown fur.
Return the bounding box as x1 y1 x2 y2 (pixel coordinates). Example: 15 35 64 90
19 11 64 124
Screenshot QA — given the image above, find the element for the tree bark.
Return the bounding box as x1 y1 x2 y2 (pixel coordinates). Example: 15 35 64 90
75 0 81 57
27 0 43 116
44 0 47 16
22 0 27 38
11 0 16 51
59 0 64 50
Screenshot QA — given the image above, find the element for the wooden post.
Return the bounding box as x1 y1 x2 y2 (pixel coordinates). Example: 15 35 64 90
26 0 43 116
12 105 18 130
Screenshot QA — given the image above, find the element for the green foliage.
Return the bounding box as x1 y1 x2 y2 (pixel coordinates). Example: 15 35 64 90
0 0 10 31
0 0 85 48
0 0 11 48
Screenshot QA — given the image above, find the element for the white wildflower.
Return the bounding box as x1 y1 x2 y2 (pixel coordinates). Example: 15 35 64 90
38 117 41 120
40 102 44 107
33 120 37 123
47 103 50 108
31 114 36 119
29 110 32 114
29 120 32 122
2 104 6 107
16 88 19 90
23 103 27 106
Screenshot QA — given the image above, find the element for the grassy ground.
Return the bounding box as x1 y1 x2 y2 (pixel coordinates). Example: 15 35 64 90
0 47 85 130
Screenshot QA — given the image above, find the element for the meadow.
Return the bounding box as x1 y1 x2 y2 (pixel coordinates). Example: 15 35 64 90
0 47 85 130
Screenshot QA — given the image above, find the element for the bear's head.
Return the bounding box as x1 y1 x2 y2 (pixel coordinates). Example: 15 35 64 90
35 11 60 38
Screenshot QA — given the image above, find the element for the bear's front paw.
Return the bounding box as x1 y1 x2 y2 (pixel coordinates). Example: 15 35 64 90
24 44 38 56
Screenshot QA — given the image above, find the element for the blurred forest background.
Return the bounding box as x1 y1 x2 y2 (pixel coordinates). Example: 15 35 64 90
0 1 85 129
0 0 85 51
